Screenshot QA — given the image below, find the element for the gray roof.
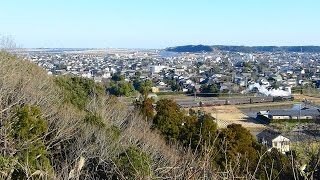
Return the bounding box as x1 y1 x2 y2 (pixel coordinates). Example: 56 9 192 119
268 109 320 117
257 129 320 143
257 129 281 141
284 130 320 142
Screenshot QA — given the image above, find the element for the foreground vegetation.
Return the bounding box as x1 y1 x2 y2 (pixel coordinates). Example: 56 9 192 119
0 51 319 179
0 52 179 179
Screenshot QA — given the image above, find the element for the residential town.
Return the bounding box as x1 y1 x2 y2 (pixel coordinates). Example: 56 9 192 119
2 0 320 178
19 48 320 155
23 48 320 95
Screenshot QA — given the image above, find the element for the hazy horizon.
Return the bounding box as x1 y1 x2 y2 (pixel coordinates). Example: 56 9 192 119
1 0 320 49
15 44 320 50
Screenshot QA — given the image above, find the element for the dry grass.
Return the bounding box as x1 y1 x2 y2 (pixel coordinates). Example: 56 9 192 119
293 94 320 104
235 101 298 109
0 51 209 179
190 106 266 131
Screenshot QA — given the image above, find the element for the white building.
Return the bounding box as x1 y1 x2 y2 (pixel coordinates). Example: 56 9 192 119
257 129 291 154
150 65 166 73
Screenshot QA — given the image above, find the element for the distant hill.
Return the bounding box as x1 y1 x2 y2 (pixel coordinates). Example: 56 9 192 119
166 45 213 52
166 45 320 53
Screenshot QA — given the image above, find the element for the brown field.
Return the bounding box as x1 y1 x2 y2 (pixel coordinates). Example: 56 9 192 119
190 105 266 132
293 94 320 104
235 101 298 109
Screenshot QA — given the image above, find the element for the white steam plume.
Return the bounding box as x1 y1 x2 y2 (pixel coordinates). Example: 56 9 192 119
248 83 291 96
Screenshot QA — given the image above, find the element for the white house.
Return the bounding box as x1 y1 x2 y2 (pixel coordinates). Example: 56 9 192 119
257 129 291 154
150 65 166 74
271 135 291 153
102 72 111 79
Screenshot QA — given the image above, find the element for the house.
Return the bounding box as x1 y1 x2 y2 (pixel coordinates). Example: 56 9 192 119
93 77 102 82
151 87 159 93
175 68 186 75
257 129 291 154
242 72 252 78
152 86 172 93
286 79 297 86
150 65 166 74
267 109 320 122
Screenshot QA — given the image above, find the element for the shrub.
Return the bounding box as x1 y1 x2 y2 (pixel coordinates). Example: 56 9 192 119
55 76 104 109
10 105 53 179
107 81 136 97
84 112 106 128
116 146 152 179
135 97 154 121
0 156 17 179
153 99 184 141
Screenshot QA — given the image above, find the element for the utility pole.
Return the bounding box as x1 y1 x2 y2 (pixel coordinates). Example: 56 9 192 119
299 103 301 132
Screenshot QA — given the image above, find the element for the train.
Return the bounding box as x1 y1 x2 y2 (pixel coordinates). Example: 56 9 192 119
196 96 294 107
176 96 294 108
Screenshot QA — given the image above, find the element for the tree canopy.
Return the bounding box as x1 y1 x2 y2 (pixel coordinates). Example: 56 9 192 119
107 81 135 97
200 84 219 96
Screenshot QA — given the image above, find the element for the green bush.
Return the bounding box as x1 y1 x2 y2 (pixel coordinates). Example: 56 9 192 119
197 114 218 147
153 99 184 141
84 112 106 128
106 125 121 141
12 105 47 141
55 76 104 109
257 148 295 179
178 115 198 148
200 84 219 96
107 81 136 97
116 147 152 179
214 124 260 172
10 105 53 179
0 156 17 179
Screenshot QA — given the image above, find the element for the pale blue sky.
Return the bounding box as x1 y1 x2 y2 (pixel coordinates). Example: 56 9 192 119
1 0 319 48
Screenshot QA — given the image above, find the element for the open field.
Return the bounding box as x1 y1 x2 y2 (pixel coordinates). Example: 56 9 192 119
150 94 320 133
293 94 320 104
189 106 266 132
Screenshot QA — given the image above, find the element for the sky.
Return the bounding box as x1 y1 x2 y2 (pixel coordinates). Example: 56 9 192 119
1 0 320 48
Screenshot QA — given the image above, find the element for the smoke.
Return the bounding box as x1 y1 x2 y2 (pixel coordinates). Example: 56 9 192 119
248 83 291 96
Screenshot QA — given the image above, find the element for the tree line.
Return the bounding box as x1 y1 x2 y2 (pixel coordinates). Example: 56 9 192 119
136 97 319 179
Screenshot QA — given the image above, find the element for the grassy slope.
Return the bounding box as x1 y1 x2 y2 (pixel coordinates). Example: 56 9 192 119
0 52 190 179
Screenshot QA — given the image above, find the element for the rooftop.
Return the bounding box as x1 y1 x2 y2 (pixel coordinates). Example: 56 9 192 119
268 109 320 117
